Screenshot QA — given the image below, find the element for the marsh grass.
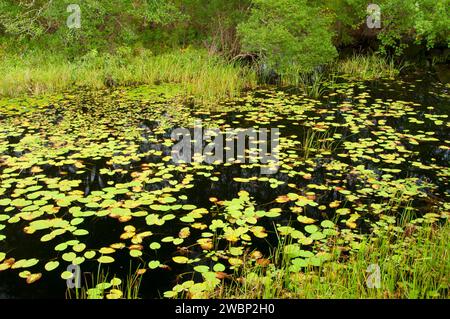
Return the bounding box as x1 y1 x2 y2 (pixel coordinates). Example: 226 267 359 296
301 128 340 160
277 69 328 99
297 71 327 99
215 221 449 299
66 264 143 299
0 48 257 104
336 54 405 80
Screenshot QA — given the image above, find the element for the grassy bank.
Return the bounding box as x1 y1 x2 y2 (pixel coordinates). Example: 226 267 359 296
0 48 407 103
0 48 257 103
336 54 405 81
214 222 449 299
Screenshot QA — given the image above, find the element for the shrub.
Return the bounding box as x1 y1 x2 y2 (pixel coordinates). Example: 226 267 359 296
237 0 338 77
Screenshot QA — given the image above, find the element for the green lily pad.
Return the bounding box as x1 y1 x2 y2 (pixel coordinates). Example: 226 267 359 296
61 271 74 280
172 256 189 264
97 256 115 264
149 242 161 250
213 263 226 272
193 265 209 273
304 225 319 234
44 261 59 271
149 260 161 269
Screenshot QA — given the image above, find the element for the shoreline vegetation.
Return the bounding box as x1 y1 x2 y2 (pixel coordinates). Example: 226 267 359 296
71 218 449 299
0 48 421 103
214 221 449 299
0 49 257 103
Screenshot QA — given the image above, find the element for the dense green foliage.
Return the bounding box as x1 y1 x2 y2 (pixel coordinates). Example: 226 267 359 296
1 1 448 61
237 0 337 74
328 0 450 54
0 0 182 55
0 48 256 101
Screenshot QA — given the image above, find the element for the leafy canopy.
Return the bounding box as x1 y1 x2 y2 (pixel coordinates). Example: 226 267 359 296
237 0 338 74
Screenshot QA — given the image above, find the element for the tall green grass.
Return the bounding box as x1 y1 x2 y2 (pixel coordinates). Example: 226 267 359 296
215 222 449 299
0 49 408 103
336 54 405 80
0 48 257 103
66 264 144 299
301 128 340 160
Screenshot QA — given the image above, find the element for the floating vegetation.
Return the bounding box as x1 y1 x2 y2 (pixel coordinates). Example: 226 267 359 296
0 74 448 299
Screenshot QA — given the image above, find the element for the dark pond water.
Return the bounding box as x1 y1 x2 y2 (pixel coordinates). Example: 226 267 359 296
0 72 448 298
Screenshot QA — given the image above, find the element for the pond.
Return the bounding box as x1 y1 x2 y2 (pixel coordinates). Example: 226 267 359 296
0 72 448 299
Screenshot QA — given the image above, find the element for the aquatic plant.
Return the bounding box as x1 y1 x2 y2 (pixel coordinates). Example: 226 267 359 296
213 221 450 299
0 76 448 299
0 48 257 104
301 128 339 160
336 54 405 80
66 265 143 299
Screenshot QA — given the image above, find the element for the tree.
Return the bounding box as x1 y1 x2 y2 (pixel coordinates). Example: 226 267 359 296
0 0 183 53
237 0 338 75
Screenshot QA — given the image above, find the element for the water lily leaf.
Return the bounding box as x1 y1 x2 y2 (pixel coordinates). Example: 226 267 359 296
26 273 42 284
172 256 189 264
19 270 31 279
99 247 115 254
161 236 174 243
73 229 89 236
96 282 112 290
229 247 243 256
149 260 161 269
61 271 74 280
98 256 115 264
336 208 351 215
213 263 226 272
130 250 142 258
297 215 316 224
173 238 184 245
299 237 313 245
178 227 191 239
110 243 126 249
44 261 59 271
0 199 11 206
73 256 85 265
305 225 319 234
290 258 308 270
73 243 86 252
164 291 177 298
323 228 338 236
145 214 162 226
310 232 326 240
228 258 243 266
250 226 267 238
149 242 161 250
265 208 282 218
162 214 176 221
194 265 209 273
86 288 103 299
110 278 122 286
54 243 68 251
19 258 38 268
198 238 213 250
84 251 96 259
106 290 123 299
70 218 84 226
321 220 335 228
